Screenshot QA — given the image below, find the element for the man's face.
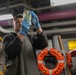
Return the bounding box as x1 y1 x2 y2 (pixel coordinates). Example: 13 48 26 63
14 17 23 32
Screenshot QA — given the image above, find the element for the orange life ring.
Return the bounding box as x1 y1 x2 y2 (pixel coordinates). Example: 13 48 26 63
37 48 64 75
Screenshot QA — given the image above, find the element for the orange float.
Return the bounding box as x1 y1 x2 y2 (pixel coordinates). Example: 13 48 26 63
37 48 64 75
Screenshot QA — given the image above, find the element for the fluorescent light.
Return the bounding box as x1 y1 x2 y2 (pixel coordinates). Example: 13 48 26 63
0 14 13 21
51 0 76 6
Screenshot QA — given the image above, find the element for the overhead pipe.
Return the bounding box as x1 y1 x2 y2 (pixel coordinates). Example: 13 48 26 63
1 3 76 27
0 19 13 27
1 3 76 21
31 20 76 29
1 25 76 34
1 9 76 27
0 2 76 11
28 27 76 35
37 9 76 21
0 3 36 11
1 19 76 28
0 26 13 34
0 3 53 11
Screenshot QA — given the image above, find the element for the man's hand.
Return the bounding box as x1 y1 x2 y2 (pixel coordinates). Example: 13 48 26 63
30 11 40 28
20 17 31 35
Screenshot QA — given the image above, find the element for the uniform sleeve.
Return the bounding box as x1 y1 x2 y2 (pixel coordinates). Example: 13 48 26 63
3 34 22 59
33 32 48 50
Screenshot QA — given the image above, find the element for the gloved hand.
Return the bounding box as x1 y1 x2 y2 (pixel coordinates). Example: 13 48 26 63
20 17 31 35
30 11 40 28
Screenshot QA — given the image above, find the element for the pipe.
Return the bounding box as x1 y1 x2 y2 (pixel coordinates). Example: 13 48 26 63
1 25 76 34
0 3 35 11
0 26 13 33
0 19 13 27
1 12 76 28
31 20 76 29
0 3 76 21
1 13 76 28
37 9 76 21
0 2 54 11
0 2 76 11
28 27 76 35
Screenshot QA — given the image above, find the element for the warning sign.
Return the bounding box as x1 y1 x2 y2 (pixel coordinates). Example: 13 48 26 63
68 40 76 50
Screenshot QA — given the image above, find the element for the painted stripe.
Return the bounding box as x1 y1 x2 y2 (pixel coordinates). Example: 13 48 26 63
58 60 64 63
38 60 44 63
47 47 51 52
49 70 52 75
